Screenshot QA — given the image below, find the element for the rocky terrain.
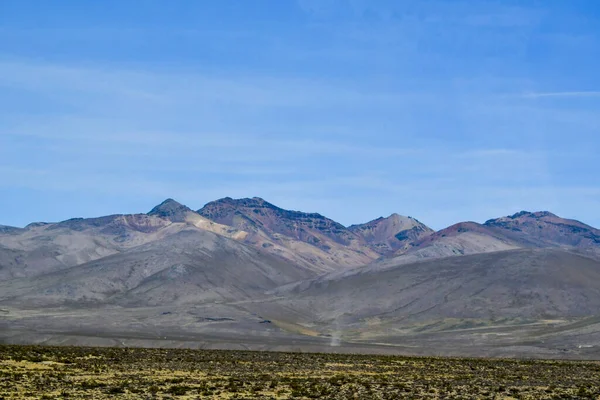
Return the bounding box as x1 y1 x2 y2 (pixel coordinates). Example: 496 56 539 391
0 229 314 308
383 210 600 266
484 211 600 248
2 198 600 358
199 197 381 271
348 213 433 255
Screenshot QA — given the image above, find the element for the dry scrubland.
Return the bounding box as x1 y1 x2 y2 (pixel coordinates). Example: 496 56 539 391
1 346 600 399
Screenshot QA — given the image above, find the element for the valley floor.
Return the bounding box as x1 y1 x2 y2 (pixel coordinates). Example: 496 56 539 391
3 304 600 360
2 345 600 399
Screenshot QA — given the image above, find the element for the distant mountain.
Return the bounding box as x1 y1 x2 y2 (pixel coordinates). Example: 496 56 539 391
0 199 247 279
484 211 600 248
199 197 360 248
0 225 22 234
147 199 249 240
267 248 600 339
390 221 520 262
148 198 194 222
3 201 600 357
0 229 315 307
383 211 600 266
348 214 433 255
198 197 380 270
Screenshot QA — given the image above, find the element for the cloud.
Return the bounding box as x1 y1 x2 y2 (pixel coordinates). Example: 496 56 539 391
0 58 430 168
0 59 422 112
455 148 538 158
522 91 600 99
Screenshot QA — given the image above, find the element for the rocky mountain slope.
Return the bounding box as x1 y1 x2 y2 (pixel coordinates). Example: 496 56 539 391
198 197 381 271
0 199 246 279
241 247 600 358
483 211 600 248
4 247 600 358
390 221 521 262
0 229 314 307
348 214 433 255
380 211 600 267
269 248 600 327
0 225 22 234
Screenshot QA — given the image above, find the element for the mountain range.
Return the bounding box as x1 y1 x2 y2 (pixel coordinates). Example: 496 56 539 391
2 197 600 358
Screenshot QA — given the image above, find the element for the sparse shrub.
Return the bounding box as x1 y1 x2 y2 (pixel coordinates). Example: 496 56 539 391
107 386 125 394
167 385 191 395
81 379 105 389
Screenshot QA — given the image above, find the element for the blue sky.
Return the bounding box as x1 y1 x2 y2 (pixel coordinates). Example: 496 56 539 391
1 0 599 230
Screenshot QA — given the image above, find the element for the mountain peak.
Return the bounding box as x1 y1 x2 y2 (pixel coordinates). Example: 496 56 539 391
388 213 420 223
510 211 558 219
482 210 599 248
0 224 23 234
149 198 183 211
485 211 560 225
206 196 270 206
200 197 293 217
198 196 370 255
148 198 192 222
349 213 433 255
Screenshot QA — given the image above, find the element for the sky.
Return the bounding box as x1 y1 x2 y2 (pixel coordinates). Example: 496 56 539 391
1 0 599 230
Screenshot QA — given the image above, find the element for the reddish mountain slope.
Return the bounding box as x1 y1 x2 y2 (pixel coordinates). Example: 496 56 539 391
198 197 379 270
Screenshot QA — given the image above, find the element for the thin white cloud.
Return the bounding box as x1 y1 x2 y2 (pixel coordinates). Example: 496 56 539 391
0 59 420 110
522 91 600 99
455 148 532 158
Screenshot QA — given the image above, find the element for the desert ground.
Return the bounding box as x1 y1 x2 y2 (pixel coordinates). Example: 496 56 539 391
2 345 600 399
